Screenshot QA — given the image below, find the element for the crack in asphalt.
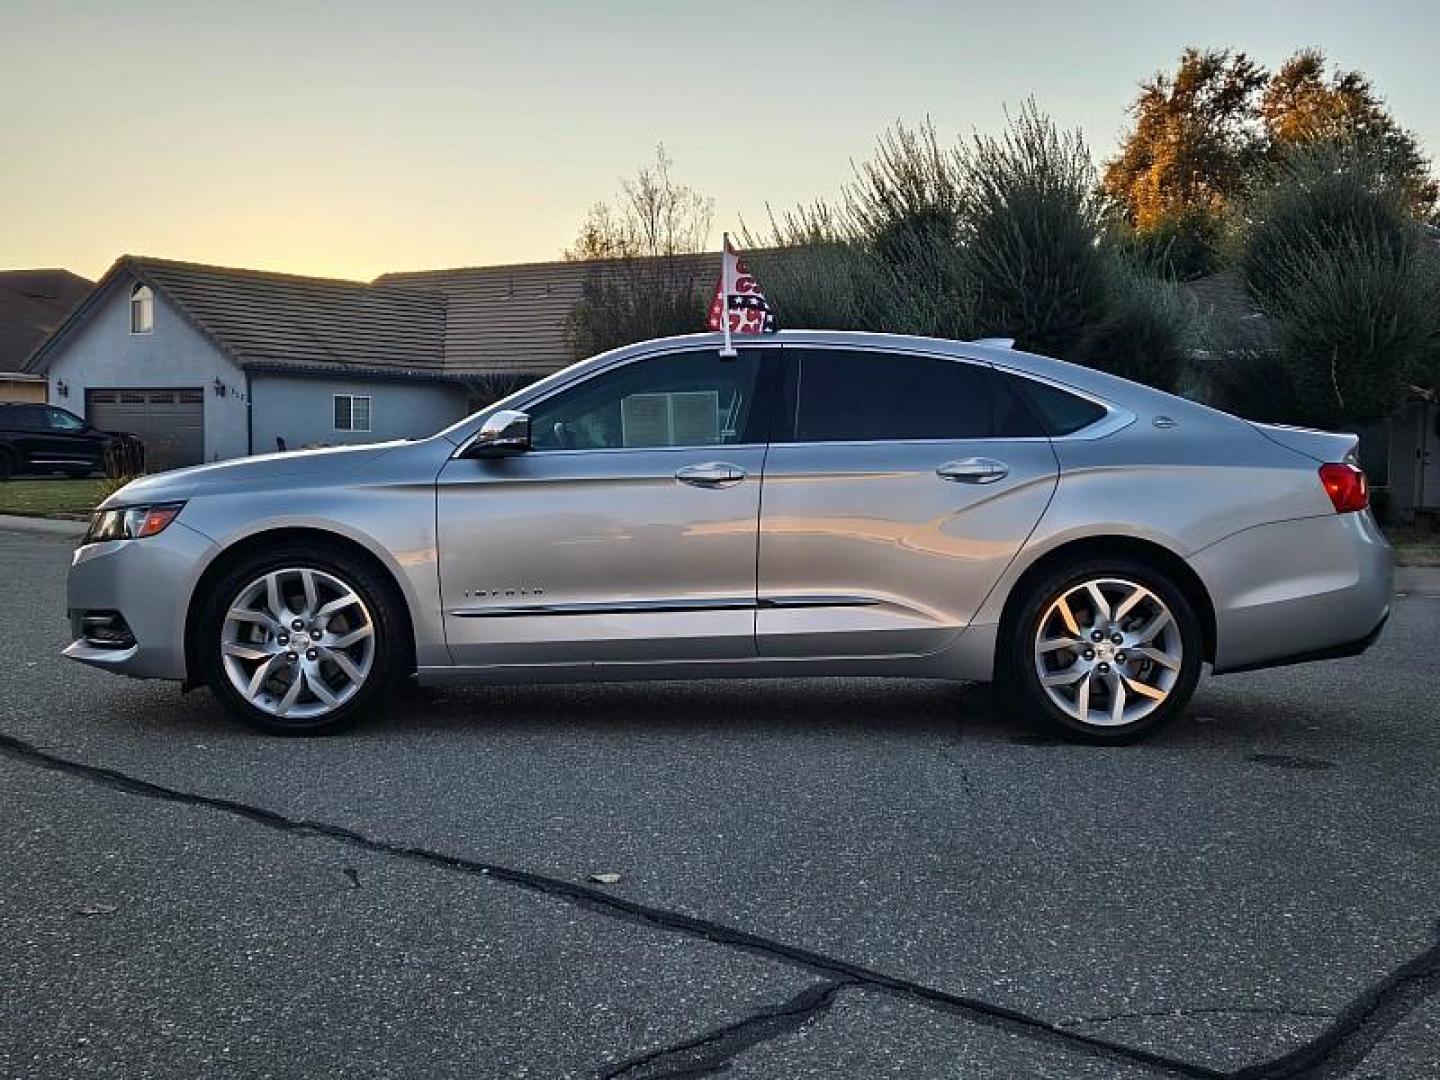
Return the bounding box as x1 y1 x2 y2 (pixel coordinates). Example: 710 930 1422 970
3 728 1436 1079
598 980 854 1079
1229 936 1440 1080
1058 1006 1337 1028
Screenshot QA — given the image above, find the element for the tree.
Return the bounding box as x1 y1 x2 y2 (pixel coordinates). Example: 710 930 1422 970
565 147 714 357
748 106 1191 391
1260 49 1437 215
1102 48 1268 229
1238 144 1440 426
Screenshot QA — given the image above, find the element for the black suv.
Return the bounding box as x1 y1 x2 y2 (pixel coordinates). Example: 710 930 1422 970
0 403 145 480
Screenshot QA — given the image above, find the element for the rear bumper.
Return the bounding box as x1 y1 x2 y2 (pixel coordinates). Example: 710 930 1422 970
62 520 215 680
1191 512 1392 675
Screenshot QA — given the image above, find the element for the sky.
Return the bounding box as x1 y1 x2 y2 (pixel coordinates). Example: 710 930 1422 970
4 0 1440 283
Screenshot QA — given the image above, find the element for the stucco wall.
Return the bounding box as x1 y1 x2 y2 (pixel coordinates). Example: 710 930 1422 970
249 373 469 452
39 274 250 460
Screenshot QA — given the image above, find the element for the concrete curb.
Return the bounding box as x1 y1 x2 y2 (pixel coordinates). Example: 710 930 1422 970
0 514 86 538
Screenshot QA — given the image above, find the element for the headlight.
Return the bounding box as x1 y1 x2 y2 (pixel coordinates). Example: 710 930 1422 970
83 502 186 544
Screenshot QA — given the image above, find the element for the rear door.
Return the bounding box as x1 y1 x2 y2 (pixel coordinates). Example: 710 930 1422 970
756 346 1059 658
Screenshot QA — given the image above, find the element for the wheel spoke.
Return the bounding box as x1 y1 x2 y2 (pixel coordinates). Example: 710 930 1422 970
1054 595 1082 637
1109 672 1127 724
320 646 364 685
1123 675 1168 702
1075 671 1091 720
300 570 319 617
327 625 373 650
317 591 361 619
1133 609 1172 644
223 640 278 661
227 608 281 635
1113 584 1146 621
1037 636 1081 654
306 671 339 708
1084 581 1111 622
1042 666 1087 687
244 655 283 701
275 670 305 716
265 573 287 621
1131 646 1181 671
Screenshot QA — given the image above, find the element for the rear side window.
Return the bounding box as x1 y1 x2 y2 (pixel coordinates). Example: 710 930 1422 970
1003 374 1107 436
789 350 1003 442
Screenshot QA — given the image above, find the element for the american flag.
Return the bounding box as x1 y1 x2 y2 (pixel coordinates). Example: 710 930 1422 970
707 238 776 335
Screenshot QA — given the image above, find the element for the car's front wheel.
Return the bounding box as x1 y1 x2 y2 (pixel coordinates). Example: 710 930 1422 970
198 544 405 735
1003 557 1203 743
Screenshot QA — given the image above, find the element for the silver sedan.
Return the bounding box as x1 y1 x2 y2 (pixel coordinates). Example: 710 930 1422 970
62 331 1392 742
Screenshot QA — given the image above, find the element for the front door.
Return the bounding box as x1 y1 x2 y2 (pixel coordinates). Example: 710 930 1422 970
757 347 1059 658
437 346 778 667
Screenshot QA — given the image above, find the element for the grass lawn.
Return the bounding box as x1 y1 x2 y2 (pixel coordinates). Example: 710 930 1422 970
1386 525 1440 567
0 478 110 517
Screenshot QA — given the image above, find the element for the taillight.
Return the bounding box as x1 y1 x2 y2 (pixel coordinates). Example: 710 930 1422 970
1319 462 1369 513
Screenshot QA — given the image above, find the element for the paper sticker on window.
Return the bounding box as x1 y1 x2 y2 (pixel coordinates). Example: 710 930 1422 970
621 391 719 447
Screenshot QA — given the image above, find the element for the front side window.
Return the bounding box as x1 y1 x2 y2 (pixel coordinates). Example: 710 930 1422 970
334 394 372 432
528 349 768 451
786 349 1012 443
130 284 154 334
45 407 86 431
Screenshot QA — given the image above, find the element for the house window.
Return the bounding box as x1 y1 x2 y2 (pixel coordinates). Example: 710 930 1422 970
334 394 371 432
130 284 154 334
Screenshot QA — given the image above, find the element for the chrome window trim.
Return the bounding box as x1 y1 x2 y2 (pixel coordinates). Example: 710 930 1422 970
452 341 785 460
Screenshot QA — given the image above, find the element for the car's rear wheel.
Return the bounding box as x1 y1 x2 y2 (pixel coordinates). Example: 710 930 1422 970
1003 557 1202 743
198 544 405 735
0 448 16 481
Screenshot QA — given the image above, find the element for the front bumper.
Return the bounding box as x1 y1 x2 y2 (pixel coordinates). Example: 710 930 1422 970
1191 511 1392 675
62 520 216 680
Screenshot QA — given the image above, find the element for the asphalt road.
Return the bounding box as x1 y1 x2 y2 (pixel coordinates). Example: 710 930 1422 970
2 523 1438 1079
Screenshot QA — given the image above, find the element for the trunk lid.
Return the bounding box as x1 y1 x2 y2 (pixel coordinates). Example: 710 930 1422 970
1248 422 1359 464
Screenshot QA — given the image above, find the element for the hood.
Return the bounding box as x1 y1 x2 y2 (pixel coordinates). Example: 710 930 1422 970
1248 422 1359 464
100 439 414 508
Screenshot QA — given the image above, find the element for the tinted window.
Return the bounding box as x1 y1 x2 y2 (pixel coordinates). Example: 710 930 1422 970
790 350 1001 442
4 405 46 431
1006 376 1107 436
45 408 86 432
529 349 768 451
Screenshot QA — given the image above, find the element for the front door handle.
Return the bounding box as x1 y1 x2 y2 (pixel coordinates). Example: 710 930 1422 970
936 457 1009 484
675 462 747 488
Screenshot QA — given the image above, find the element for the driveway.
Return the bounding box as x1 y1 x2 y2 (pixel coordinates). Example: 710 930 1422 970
1 522 1437 1078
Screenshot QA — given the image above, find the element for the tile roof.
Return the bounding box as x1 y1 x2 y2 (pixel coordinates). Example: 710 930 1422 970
376 253 716 375
0 269 93 371
28 252 724 379
134 257 449 373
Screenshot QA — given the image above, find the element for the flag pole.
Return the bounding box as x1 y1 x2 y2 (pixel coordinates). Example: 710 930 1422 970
719 232 736 357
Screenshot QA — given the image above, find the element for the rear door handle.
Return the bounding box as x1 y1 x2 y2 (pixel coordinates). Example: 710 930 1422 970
675 462 747 488
936 457 1009 484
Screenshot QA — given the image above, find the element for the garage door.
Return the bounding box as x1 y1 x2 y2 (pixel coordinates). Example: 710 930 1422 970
86 388 205 470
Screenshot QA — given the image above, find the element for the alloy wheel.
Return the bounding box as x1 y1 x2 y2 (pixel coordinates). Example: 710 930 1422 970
219 567 375 720
1032 577 1183 728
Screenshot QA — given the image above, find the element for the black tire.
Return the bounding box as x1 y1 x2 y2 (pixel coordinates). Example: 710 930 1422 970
1001 556 1203 744
197 542 408 735
0 448 15 481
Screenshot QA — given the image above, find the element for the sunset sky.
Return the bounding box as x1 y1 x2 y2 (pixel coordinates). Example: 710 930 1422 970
5 0 1439 282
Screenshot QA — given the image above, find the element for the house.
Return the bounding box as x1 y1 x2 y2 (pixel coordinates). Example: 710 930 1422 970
0 268 92 403
24 254 694 469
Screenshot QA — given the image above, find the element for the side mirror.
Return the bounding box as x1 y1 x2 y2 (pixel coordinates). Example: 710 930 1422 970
464 409 531 458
